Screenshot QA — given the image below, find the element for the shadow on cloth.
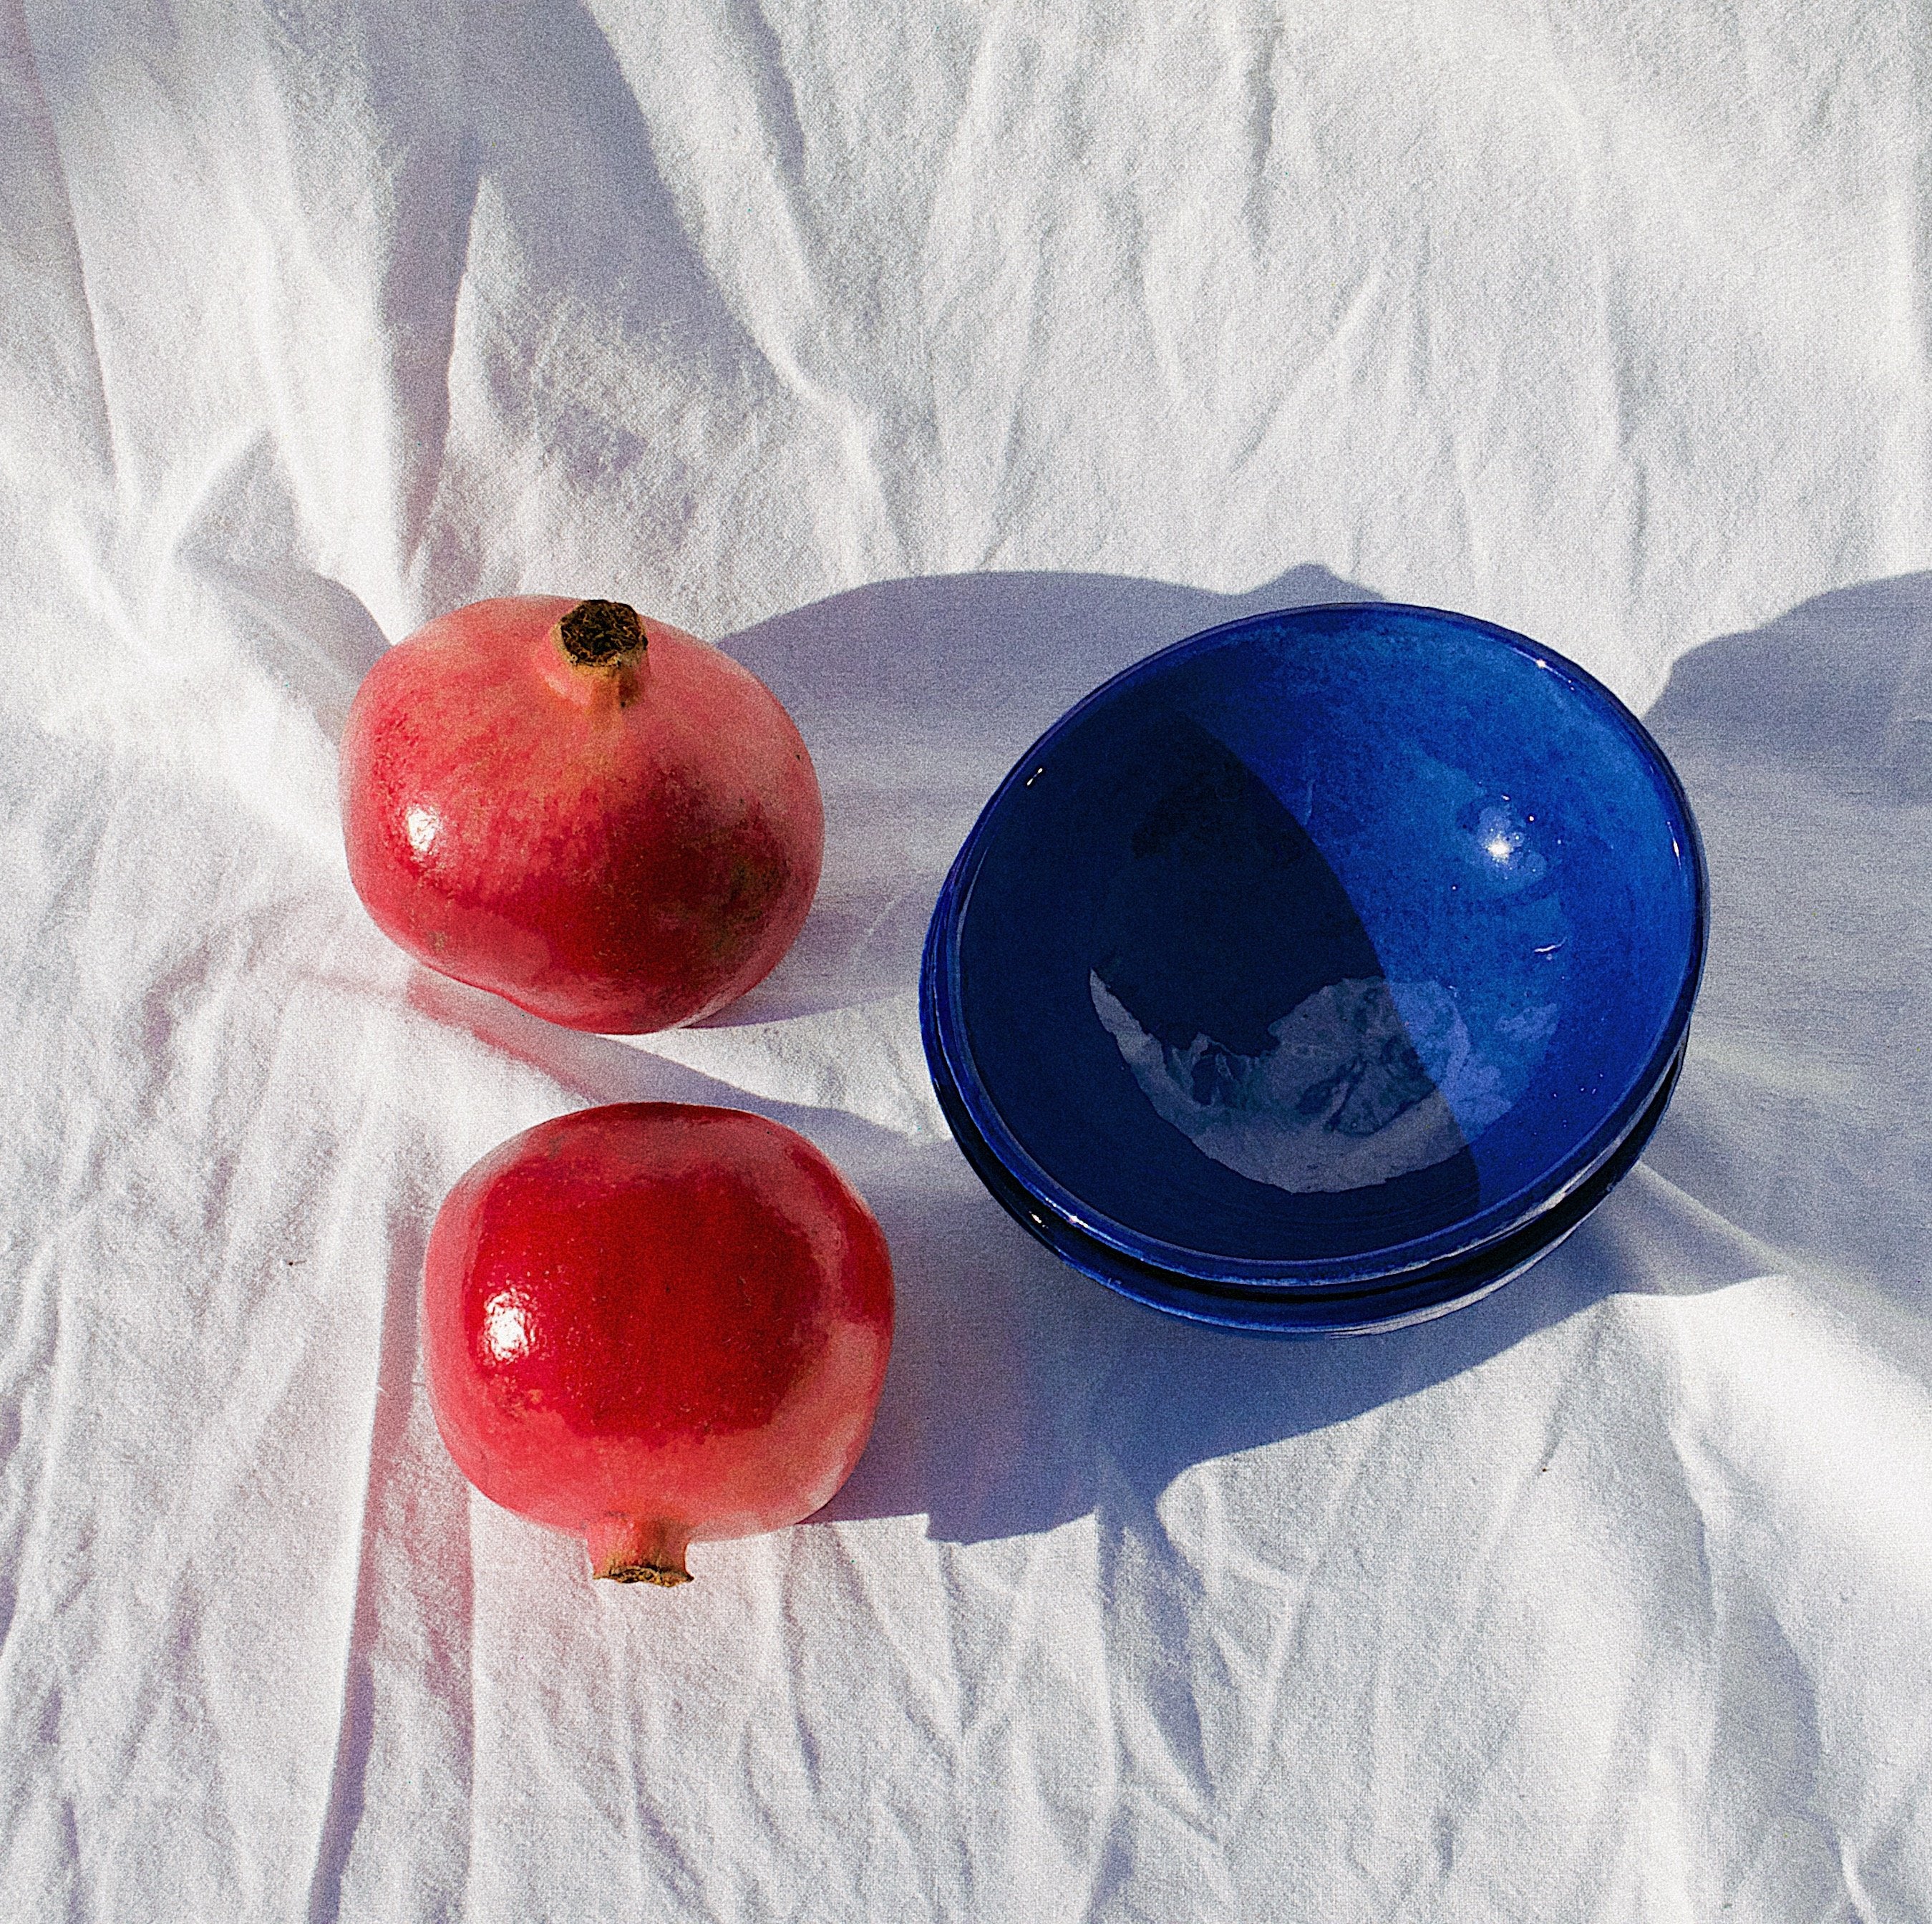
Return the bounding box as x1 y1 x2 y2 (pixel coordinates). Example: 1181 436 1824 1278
1637 570 1932 1306
402 564 1850 1548
712 563 1392 1024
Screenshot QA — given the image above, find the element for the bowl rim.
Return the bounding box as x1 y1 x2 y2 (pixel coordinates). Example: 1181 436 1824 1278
921 599 1709 1291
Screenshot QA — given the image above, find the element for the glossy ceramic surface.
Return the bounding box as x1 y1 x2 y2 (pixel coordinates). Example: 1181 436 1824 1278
922 603 1708 1332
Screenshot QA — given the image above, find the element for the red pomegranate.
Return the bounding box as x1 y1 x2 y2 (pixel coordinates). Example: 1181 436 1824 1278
422 1103 894 1585
341 596 822 1031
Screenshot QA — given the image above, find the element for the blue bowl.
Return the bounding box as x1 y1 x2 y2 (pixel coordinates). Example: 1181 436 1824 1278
921 603 1708 1334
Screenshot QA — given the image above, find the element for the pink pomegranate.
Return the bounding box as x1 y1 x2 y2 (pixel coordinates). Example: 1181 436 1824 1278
341 596 822 1031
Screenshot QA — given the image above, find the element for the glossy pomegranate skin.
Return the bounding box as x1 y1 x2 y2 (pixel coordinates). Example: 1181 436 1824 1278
422 1104 894 1583
341 596 823 1032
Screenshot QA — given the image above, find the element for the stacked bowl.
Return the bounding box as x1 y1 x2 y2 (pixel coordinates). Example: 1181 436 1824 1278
921 603 1708 1335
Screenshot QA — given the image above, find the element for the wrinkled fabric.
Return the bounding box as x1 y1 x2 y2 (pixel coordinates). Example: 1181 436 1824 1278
1 3 1929 1918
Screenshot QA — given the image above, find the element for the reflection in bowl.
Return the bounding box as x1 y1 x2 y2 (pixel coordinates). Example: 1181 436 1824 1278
921 603 1708 1334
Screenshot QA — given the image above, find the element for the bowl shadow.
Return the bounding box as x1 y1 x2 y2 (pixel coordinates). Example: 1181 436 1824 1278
822 1137 1765 1546
1637 570 1932 1306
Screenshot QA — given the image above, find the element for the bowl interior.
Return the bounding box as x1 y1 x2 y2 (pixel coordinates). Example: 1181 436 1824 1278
938 603 1704 1281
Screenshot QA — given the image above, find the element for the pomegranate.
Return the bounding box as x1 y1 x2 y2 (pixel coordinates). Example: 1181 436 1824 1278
341 596 822 1031
422 1103 893 1585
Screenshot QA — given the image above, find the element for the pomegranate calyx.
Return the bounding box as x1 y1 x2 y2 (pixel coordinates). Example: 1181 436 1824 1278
558 598 647 670
605 1563 693 1588
588 1512 693 1587
540 599 649 709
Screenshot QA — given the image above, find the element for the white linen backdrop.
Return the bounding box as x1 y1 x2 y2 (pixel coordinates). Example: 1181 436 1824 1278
3 2 1930 1918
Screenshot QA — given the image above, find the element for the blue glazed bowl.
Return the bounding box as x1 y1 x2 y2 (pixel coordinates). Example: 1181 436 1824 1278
921 603 1708 1334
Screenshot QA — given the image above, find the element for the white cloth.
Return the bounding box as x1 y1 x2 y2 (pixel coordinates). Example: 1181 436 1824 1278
3 3 1929 1916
